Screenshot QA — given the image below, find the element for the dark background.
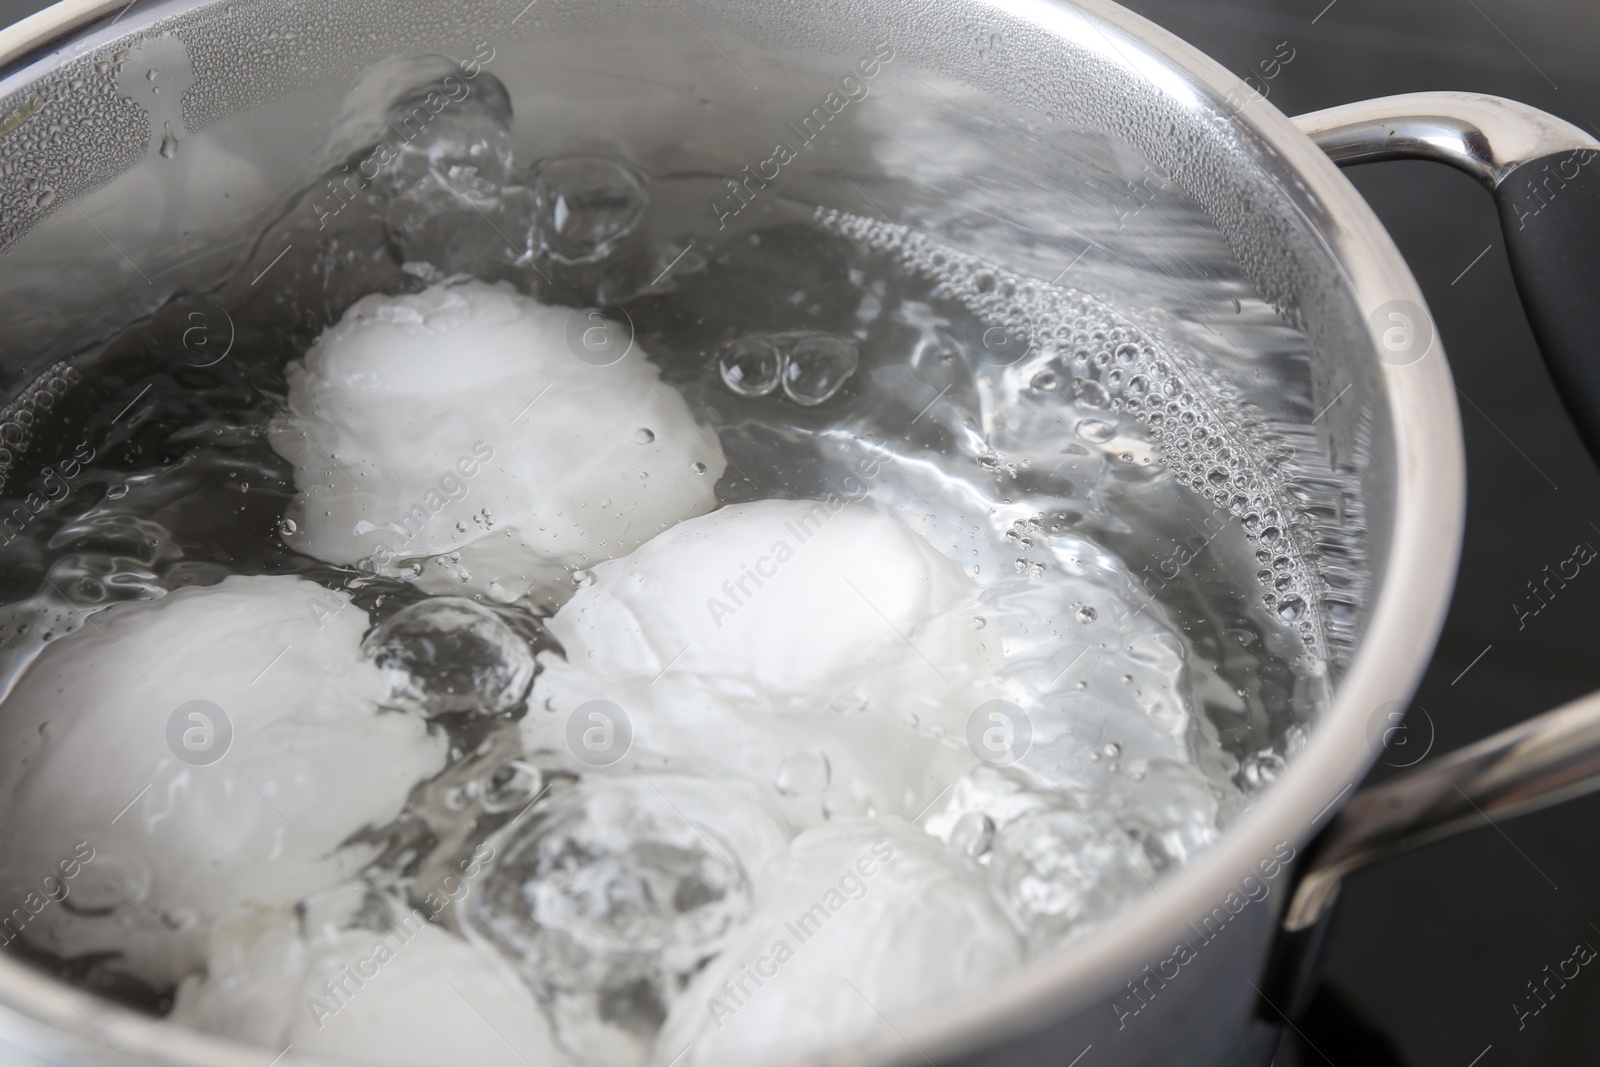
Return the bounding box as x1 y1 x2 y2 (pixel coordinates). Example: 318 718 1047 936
4 0 1600 1065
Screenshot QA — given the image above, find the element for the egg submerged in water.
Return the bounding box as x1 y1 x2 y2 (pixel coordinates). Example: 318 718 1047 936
172 903 569 1067
525 498 1004 828
657 817 1023 1066
268 278 726 604
0 575 446 987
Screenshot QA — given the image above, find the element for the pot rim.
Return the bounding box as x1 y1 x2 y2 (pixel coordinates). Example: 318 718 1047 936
0 0 1466 1064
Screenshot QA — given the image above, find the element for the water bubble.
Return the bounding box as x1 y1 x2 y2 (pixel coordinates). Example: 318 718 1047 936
165 699 232 766
968 314 1035 367
361 598 536 717
909 331 968 391
1075 419 1116 444
691 461 707 475
464 778 764 1051
782 334 859 406
158 122 178 159
1075 605 1098 623
533 156 649 263
481 760 545 813
633 427 655 445
106 484 129 500
1030 370 1061 393
277 517 297 536
718 336 783 397
774 751 831 797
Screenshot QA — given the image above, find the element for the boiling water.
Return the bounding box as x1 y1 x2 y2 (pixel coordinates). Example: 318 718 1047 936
0 58 1335 1066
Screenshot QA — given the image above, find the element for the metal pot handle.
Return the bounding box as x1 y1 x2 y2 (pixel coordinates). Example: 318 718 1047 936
1259 93 1600 1019
1266 688 1600 1017
1294 91 1600 461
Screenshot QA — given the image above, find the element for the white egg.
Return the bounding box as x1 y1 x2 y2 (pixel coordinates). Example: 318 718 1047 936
525 499 1001 826
172 909 566 1067
268 278 725 602
657 817 1023 1066
0 575 446 986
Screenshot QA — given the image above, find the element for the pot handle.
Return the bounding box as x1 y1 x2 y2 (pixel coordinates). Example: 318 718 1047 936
1293 91 1600 460
1264 688 1600 1017
1259 93 1600 1020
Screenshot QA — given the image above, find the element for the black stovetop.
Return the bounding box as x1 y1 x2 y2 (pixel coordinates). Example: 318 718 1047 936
3 0 1599 1064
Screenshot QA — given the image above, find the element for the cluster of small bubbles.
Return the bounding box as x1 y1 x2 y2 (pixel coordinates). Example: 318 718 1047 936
987 809 1155 942
360 597 535 717
717 331 859 406
814 207 1329 660
0 362 79 495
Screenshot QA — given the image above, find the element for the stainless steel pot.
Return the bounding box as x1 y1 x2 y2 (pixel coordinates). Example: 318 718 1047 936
0 1 1597 1066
